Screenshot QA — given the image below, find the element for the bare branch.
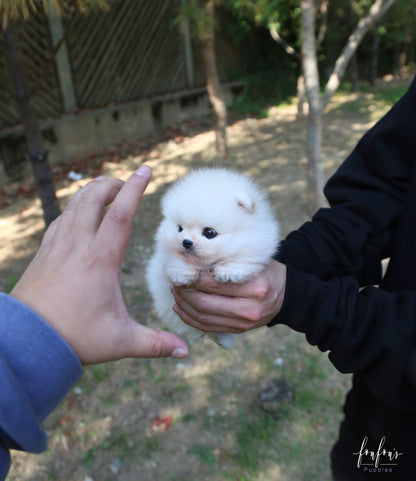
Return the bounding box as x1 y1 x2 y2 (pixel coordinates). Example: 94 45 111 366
317 0 329 47
268 23 301 60
301 0 321 115
321 0 397 111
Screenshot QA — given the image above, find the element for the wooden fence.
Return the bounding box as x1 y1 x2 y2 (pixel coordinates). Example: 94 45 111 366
0 0 241 131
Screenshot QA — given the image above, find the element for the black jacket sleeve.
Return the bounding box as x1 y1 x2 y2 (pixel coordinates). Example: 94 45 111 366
277 76 416 286
275 266 416 409
271 76 416 409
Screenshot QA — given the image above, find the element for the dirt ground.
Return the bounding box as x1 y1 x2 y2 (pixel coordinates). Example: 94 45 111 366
1 79 407 481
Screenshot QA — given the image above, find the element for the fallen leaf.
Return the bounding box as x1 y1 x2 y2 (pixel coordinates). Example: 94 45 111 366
151 415 173 432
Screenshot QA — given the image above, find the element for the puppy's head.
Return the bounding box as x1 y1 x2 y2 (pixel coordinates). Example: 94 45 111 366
158 205 251 266
157 168 273 268
169 222 219 258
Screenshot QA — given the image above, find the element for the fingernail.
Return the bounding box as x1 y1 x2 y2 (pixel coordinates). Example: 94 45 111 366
135 165 151 178
171 347 188 359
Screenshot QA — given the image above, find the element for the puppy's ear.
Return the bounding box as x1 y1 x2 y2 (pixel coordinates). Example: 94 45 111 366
236 192 255 214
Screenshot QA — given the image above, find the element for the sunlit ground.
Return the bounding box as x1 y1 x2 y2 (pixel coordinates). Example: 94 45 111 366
3 76 412 480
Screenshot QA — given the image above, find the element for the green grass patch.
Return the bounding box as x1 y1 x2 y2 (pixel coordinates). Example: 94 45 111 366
330 82 408 120
83 431 159 469
89 365 109 382
7 275 19 293
191 444 217 466
233 409 279 472
228 68 297 118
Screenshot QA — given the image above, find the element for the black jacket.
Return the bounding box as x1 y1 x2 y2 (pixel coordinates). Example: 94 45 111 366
271 76 416 477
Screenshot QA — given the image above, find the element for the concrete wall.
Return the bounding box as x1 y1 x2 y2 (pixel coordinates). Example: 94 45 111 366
0 82 243 182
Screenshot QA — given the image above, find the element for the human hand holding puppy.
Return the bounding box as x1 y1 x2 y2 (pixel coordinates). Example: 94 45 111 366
11 166 189 364
172 259 286 334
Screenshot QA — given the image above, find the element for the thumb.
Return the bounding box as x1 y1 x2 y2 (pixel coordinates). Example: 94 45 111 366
126 324 189 359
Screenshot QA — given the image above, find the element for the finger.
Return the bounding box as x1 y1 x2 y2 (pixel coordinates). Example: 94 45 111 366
172 287 256 332
71 178 125 235
124 323 189 359
191 273 269 300
172 302 246 334
35 180 101 260
38 214 60 250
51 180 98 240
96 166 152 261
51 177 123 244
173 286 254 321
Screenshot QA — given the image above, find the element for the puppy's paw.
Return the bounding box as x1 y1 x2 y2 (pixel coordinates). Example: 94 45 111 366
165 267 198 286
214 265 253 283
211 332 236 349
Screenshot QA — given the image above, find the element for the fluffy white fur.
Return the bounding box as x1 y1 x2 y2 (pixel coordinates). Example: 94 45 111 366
146 168 279 348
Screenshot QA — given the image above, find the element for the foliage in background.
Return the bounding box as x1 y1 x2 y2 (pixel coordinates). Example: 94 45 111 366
0 0 108 24
221 1 299 116
224 0 414 93
178 0 229 157
1 0 110 227
1 0 415 220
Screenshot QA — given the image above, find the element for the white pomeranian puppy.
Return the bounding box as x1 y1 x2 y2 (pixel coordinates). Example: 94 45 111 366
146 168 279 348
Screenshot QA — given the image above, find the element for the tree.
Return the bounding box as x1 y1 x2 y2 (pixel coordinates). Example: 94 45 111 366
179 0 228 158
268 0 329 117
300 0 397 212
227 0 397 211
1 0 107 227
199 0 228 157
3 18 61 227
377 0 416 76
225 0 328 117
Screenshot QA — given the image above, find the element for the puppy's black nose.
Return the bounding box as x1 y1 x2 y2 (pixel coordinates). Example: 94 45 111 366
182 239 193 250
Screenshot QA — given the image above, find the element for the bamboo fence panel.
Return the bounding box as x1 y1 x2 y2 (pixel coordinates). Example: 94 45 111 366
0 0 241 131
0 5 61 128
66 0 187 108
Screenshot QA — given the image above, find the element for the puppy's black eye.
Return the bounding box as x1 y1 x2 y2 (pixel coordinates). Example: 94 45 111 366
178 225 183 233
202 227 217 239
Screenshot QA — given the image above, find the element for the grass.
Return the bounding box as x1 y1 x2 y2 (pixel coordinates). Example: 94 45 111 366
220 348 344 481
54 331 347 480
329 81 408 120
7 275 19 293
11 78 410 481
230 76 409 122
74 364 111 395
228 69 297 118
233 408 280 471
83 430 159 469
191 444 217 466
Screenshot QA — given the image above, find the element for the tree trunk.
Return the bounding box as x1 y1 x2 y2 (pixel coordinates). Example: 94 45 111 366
296 73 306 119
306 111 326 211
350 52 360 92
4 20 60 228
300 0 397 214
268 24 305 118
369 25 380 86
300 0 326 213
199 0 228 158
349 1 360 92
407 30 415 68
